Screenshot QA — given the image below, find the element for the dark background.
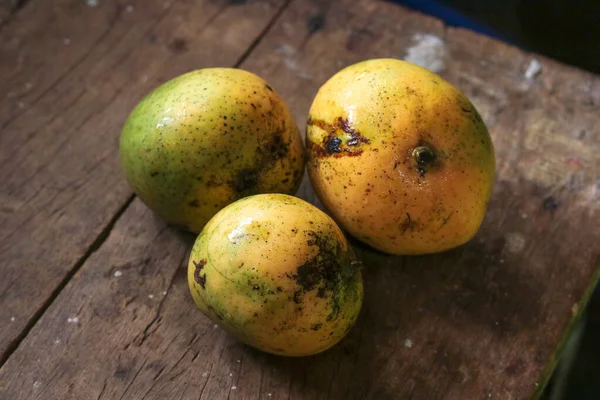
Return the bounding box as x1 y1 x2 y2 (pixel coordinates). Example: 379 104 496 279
394 0 600 399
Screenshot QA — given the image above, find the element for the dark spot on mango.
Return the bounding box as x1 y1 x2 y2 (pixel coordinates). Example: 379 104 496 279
193 259 207 289
324 137 342 153
267 134 289 159
228 130 290 195
287 231 354 321
293 290 302 304
233 169 258 193
150 171 159 177
307 117 370 158
311 323 323 331
189 199 199 207
439 212 454 228
265 84 273 92
399 213 416 233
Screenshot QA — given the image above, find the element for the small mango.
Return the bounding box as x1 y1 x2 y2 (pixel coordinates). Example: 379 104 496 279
187 194 363 356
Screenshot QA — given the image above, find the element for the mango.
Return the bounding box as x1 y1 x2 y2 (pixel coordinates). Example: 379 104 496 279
119 68 305 232
187 194 363 356
306 59 495 255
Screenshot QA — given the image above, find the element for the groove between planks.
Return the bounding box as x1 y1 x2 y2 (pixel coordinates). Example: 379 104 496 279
0 194 136 366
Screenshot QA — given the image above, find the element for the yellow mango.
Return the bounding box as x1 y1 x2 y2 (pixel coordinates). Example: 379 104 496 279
306 59 495 255
187 194 363 356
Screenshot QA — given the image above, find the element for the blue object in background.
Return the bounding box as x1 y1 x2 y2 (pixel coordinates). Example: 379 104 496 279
392 0 512 43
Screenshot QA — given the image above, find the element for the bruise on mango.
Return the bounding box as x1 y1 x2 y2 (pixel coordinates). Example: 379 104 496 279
188 131 299 213
307 116 370 157
232 130 292 192
193 259 207 288
398 212 418 233
288 231 361 322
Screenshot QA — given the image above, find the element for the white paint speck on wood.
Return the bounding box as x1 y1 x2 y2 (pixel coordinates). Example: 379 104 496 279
404 33 446 73
524 59 542 80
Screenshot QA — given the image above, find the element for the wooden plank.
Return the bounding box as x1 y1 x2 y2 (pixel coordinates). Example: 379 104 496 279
0 0 20 27
0 0 289 362
1 1 599 400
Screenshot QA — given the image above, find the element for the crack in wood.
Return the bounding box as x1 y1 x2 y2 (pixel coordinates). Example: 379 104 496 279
199 361 217 400
187 333 199 347
231 0 292 68
343 314 367 398
0 193 136 367
178 381 190 400
227 352 245 400
132 248 186 348
117 359 148 400
138 362 168 400
96 377 108 400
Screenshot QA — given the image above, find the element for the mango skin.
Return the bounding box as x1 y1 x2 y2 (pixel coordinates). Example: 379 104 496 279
306 59 496 255
187 194 363 357
119 68 305 233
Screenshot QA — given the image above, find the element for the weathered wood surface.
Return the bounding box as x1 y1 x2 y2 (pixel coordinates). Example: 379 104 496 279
0 0 288 362
0 0 20 27
1 0 599 399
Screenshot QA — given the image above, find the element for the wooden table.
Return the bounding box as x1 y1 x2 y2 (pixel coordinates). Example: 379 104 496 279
1 0 599 399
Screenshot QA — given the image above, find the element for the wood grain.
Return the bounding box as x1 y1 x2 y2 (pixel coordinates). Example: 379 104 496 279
0 0 288 362
0 0 599 399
